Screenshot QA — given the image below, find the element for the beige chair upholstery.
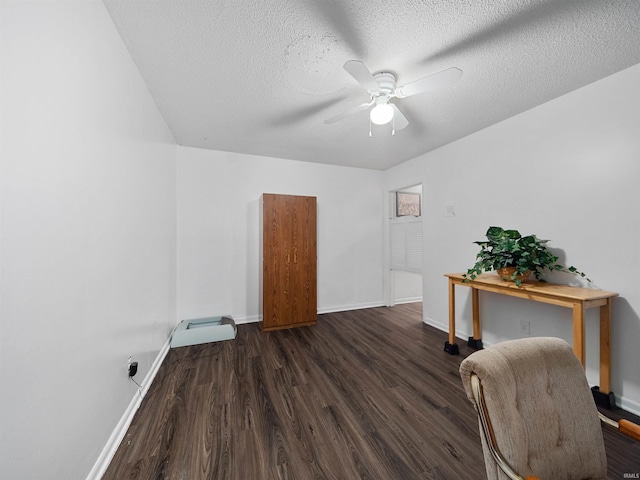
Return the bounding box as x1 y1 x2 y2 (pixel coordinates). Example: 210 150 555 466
459 337 607 480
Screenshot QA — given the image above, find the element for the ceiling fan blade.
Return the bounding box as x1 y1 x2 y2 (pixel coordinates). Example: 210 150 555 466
269 95 348 126
423 1 578 64
395 67 463 98
324 100 374 124
343 60 379 92
391 104 409 130
301 1 365 58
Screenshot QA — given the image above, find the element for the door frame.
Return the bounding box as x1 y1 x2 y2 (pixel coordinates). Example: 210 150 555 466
384 183 424 307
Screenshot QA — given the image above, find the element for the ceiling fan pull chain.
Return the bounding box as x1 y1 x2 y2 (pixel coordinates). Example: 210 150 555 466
369 118 373 137
392 115 396 136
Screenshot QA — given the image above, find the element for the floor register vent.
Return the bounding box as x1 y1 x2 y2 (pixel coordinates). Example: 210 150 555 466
170 315 237 348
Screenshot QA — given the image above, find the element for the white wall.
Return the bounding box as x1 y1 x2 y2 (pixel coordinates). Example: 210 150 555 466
177 147 384 321
0 2 177 479
384 63 640 412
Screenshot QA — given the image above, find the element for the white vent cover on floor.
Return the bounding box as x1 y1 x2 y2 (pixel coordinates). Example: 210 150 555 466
170 315 237 348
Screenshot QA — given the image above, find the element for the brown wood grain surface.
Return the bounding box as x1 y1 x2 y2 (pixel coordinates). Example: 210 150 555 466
290 195 316 326
262 194 317 331
263 194 292 329
103 303 640 479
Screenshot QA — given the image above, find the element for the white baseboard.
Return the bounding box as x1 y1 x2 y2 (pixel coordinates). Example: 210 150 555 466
232 314 261 324
232 303 387 323
86 339 171 480
423 316 449 333
616 392 640 417
393 296 423 305
318 301 385 314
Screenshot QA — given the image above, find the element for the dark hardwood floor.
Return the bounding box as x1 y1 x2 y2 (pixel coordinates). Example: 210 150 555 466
103 303 640 479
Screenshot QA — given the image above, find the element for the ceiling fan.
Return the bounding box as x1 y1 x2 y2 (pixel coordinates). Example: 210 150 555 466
325 60 463 135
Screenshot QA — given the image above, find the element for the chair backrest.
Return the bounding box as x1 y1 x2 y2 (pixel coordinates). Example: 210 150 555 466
459 337 607 480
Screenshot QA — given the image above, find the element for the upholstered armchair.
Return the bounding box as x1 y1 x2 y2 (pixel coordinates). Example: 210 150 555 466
459 337 640 480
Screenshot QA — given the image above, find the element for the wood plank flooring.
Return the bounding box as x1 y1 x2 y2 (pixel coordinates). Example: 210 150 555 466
103 303 640 479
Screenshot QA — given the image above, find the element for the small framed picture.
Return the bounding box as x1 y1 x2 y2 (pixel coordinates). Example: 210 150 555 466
396 192 421 217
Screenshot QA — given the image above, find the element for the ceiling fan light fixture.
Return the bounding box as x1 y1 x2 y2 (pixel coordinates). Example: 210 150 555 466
370 103 394 125
326 60 462 133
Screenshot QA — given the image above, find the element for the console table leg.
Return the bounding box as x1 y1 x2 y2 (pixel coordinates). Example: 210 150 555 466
599 301 612 394
591 298 616 410
572 302 586 367
591 301 615 409
467 288 483 350
445 278 459 355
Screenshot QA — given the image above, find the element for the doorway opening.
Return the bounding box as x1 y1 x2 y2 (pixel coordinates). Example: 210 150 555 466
388 184 423 321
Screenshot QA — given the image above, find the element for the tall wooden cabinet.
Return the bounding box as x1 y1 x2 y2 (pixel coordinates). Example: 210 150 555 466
260 193 317 331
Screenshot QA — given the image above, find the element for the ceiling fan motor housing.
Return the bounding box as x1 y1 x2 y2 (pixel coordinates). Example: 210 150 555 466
373 72 396 94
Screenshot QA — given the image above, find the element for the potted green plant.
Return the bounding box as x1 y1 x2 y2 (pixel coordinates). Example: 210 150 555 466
462 226 590 286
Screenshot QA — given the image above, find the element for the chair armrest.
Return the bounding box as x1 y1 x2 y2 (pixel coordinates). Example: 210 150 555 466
619 419 640 441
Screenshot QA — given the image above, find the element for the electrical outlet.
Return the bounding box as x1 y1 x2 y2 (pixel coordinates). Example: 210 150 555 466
519 319 531 335
127 355 138 377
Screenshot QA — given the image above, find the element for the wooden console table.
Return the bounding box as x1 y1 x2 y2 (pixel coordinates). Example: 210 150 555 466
445 273 619 408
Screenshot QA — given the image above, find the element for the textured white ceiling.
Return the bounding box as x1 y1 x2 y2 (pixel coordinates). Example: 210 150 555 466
103 0 640 170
